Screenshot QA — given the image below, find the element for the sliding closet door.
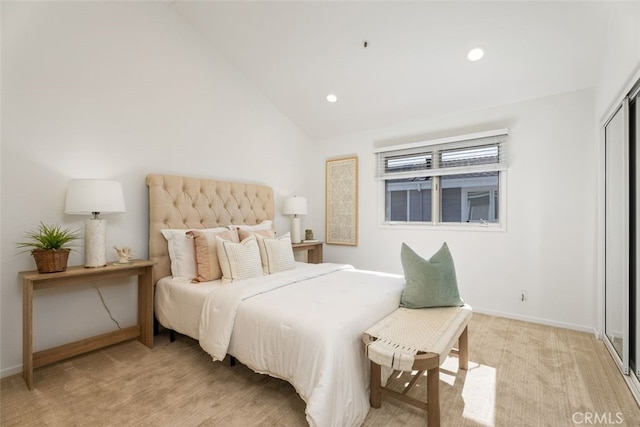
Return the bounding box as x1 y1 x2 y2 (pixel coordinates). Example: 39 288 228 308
633 91 640 379
605 98 629 374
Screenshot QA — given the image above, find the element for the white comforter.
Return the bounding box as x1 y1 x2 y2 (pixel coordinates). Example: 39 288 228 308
198 263 404 427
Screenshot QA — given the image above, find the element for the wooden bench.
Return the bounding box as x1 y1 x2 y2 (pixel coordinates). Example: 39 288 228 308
362 304 472 426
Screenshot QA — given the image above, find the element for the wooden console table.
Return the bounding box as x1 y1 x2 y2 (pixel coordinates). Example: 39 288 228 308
20 259 154 390
292 241 323 263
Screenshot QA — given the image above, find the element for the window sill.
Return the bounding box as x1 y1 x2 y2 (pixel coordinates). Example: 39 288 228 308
379 221 506 232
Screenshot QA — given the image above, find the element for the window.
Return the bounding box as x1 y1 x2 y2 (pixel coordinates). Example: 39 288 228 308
376 129 507 227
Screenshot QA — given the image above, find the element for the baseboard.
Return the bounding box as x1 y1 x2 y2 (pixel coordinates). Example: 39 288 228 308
1 365 23 379
473 307 597 335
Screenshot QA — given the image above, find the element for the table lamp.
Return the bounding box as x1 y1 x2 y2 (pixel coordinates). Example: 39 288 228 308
282 196 307 244
65 179 126 267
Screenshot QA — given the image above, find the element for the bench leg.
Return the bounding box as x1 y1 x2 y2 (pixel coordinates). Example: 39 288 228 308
427 366 440 427
459 326 469 370
370 361 382 408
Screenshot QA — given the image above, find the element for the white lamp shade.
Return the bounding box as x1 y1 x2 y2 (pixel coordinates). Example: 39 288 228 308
282 196 307 216
65 179 126 215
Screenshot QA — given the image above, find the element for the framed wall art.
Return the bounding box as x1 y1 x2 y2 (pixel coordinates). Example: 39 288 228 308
325 156 358 246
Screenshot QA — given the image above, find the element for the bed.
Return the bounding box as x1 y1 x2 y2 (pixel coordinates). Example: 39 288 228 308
147 174 405 427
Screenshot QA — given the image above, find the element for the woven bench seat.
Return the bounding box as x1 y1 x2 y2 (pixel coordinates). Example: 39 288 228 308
362 304 473 426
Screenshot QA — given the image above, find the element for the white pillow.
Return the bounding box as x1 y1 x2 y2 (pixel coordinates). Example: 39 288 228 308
216 236 263 282
229 220 273 231
256 232 296 274
161 227 228 279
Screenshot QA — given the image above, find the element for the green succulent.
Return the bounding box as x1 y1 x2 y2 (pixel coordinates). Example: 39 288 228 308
16 222 80 252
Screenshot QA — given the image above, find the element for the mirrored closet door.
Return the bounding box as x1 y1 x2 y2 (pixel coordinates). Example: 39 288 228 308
604 98 629 374
604 81 640 386
633 88 639 380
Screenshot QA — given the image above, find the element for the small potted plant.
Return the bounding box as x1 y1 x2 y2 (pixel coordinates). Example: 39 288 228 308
16 222 80 273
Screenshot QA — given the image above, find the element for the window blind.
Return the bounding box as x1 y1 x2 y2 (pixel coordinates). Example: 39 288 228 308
375 130 508 180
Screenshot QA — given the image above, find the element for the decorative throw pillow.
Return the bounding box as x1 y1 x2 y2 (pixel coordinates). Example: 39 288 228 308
188 228 240 282
216 236 263 282
256 232 296 274
237 228 275 241
161 228 227 279
400 242 464 309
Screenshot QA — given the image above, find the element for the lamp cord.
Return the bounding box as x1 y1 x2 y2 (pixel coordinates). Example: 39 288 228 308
94 286 122 330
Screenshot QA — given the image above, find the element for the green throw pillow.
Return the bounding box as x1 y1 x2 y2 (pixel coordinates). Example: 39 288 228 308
400 242 464 309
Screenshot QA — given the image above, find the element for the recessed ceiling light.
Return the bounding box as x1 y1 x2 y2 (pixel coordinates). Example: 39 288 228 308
326 93 338 103
467 47 485 62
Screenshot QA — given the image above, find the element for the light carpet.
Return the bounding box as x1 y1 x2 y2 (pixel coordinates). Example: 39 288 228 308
2 313 639 426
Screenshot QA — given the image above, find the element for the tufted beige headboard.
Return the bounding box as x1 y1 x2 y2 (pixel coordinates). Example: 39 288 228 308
146 174 275 286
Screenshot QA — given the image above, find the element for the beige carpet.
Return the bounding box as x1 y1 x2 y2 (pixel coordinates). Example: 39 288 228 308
2 313 639 426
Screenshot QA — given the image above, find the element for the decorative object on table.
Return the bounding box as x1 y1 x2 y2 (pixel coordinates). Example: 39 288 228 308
16 222 80 273
303 229 319 243
326 156 358 246
282 195 307 244
114 246 133 264
65 179 126 267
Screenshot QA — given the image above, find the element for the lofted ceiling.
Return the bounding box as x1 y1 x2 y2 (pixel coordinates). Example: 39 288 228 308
169 1 613 140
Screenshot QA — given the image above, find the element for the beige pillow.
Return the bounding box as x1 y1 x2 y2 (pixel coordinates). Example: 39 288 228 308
187 228 239 282
237 228 275 241
216 236 263 282
256 233 296 274
161 227 228 279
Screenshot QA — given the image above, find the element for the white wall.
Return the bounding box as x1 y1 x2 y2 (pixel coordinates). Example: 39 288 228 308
0 2 314 376
594 1 640 121
311 88 598 333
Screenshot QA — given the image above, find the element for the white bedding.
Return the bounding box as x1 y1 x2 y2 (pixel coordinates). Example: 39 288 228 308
155 275 224 340
156 262 405 427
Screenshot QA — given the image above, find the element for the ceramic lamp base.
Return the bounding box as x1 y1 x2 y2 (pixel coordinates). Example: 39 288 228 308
290 216 302 244
85 219 106 267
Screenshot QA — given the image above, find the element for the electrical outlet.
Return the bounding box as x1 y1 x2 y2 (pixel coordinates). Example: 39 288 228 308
520 290 528 302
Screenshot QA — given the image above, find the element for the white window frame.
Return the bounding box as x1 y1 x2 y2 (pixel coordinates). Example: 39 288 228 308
385 179 433 222
461 186 498 223
376 129 508 231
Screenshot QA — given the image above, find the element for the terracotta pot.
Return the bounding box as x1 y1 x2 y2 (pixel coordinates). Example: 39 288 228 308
31 249 71 273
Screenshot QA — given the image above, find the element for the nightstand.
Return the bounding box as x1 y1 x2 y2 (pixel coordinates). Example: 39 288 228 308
19 259 154 390
292 241 323 263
